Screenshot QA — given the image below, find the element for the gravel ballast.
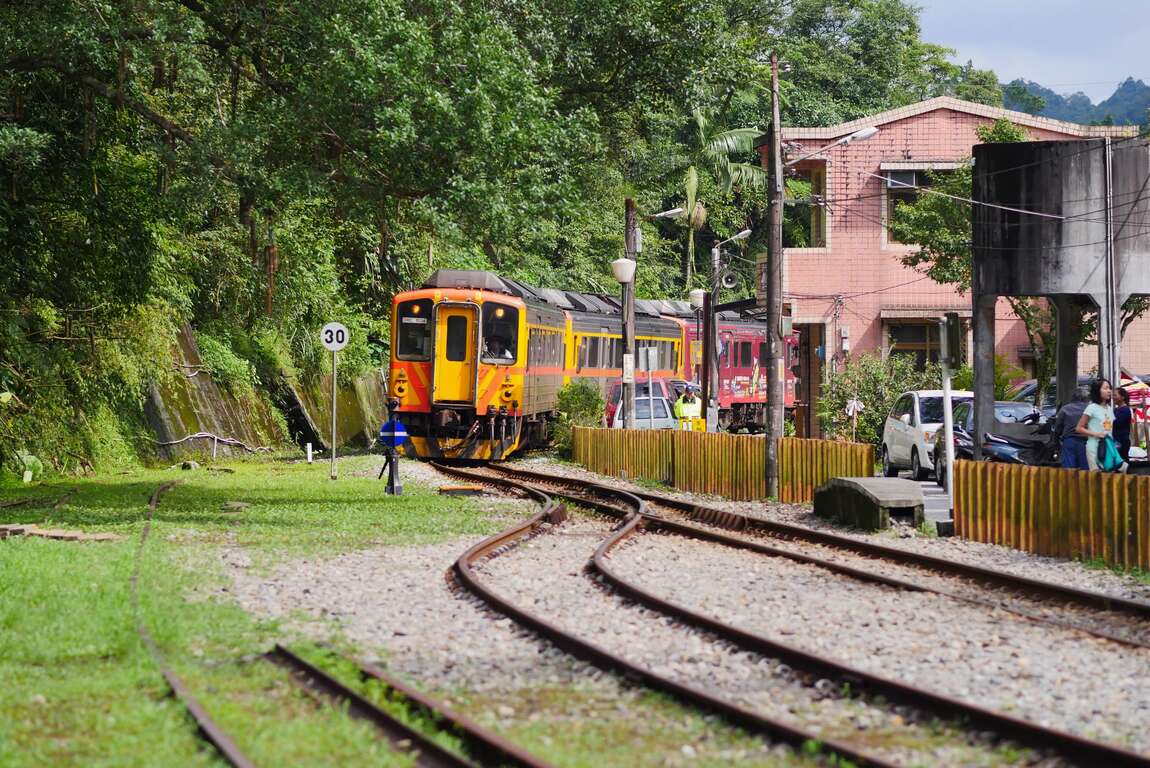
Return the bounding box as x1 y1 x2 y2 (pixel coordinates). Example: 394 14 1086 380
611 530 1150 754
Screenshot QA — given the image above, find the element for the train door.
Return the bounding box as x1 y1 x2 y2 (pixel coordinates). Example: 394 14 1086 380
433 305 477 403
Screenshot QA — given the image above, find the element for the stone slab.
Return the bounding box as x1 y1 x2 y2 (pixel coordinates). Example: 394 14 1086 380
813 477 925 531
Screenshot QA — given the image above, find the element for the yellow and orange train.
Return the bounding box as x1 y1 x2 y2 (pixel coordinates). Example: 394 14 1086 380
389 270 689 460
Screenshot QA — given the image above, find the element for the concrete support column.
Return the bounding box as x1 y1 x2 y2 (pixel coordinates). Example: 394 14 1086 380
972 292 997 461
1051 296 1079 407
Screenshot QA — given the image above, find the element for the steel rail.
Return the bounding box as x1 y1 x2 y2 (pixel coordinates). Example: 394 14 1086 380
351 655 556 768
492 464 1150 620
131 481 256 768
432 462 895 768
266 646 477 768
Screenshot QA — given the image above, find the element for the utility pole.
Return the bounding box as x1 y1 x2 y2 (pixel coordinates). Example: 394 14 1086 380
765 52 785 498
623 198 638 430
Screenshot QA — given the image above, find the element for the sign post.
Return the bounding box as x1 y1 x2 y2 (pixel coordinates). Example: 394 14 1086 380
320 322 349 480
377 419 408 495
940 312 961 515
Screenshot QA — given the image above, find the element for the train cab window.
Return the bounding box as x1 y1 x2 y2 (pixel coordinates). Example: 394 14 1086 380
481 304 518 364
445 315 468 362
396 299 433 360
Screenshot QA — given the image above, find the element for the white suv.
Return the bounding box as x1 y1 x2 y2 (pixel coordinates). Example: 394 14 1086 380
882 390 973 480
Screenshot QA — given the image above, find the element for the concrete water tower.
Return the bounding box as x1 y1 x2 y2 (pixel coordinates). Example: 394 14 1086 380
971 138 1150 455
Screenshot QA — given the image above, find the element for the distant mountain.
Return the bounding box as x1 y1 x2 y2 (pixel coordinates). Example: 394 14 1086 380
1002 77 1150 126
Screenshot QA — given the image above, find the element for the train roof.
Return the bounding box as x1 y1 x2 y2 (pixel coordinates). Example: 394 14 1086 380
420 269 764 323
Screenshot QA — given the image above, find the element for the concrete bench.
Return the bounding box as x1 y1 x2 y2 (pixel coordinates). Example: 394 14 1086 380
813 477 924 531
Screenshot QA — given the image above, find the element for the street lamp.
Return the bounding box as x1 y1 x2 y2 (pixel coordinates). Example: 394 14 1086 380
701 229 753 431
784 126 879 167
612 255 637 429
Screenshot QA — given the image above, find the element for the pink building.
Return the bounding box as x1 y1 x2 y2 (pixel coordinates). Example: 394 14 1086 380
755 97 1145 436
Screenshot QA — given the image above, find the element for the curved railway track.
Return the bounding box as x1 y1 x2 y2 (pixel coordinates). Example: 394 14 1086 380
133 482 551 768
435 462 1150 767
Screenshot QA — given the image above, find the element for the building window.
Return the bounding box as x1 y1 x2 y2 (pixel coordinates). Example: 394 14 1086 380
783 162 827 248
887 321 941 370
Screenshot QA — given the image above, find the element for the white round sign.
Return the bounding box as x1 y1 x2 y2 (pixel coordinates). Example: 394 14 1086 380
320 322 349 352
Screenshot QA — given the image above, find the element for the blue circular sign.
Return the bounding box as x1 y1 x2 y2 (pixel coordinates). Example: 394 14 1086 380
378 420 408 448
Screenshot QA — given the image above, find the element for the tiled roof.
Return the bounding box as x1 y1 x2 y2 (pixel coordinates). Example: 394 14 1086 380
772 97 1139 142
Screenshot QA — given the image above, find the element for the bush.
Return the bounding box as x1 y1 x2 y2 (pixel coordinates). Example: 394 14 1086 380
194 332 258 394
816 354 940 446
551 381 605 458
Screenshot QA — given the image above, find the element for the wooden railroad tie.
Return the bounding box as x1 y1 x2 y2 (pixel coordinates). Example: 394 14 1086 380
0 523 120 542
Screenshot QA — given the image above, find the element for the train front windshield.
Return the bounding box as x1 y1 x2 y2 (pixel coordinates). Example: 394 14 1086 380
481 303 518 363
396 299 433 360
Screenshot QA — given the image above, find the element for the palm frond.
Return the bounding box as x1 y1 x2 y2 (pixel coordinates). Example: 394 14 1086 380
725 162 769 191
706 128 762 156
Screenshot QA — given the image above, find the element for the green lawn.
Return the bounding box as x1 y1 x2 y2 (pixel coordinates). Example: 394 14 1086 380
0 455 506 767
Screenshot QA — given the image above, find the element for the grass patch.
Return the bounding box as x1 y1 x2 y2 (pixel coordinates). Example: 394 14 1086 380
1078 555 1150 585
0 454 515 766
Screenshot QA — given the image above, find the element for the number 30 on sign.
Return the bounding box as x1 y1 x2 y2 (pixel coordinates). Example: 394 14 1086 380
321 322 349 352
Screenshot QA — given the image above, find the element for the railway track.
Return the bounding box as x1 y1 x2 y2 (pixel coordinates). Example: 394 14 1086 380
436 462 1150 767
133 482 553 768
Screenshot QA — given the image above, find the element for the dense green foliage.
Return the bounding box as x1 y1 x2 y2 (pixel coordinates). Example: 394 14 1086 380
816 353 940 445
2 0 1005 473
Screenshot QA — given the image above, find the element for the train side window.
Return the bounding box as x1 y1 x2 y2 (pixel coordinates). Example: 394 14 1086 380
445 315 468 362
589 337 601 368
759 342 768 367
396 299 433 361
739 342 751 369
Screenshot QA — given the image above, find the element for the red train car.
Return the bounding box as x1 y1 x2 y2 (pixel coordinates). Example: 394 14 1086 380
683 315 799 432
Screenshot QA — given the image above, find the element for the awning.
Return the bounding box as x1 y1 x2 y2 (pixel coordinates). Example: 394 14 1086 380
880 307 972 320
879 160 967 171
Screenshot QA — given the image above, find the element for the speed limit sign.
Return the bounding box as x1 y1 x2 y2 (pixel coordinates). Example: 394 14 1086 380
321 322 349 352
321 321 349 480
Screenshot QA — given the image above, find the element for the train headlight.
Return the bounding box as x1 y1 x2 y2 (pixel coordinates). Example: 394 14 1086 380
501 388 514 402
394 381 408 397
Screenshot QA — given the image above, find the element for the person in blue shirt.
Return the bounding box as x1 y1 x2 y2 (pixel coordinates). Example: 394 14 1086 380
1113 386 1133 463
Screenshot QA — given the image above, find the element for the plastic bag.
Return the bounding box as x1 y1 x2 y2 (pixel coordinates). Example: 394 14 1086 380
1098 436 1124 471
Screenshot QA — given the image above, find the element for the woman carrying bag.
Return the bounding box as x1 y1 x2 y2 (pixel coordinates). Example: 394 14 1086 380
1076 378 1129 474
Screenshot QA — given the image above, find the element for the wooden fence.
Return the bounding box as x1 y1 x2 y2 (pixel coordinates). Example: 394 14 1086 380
954 460 1150 571
777 438 875 504
572 428 873 502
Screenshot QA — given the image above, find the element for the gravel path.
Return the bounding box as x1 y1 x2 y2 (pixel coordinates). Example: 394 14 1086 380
477 514 1041 766
610 530 1150 755
515 455 1150 603
225 535 612 694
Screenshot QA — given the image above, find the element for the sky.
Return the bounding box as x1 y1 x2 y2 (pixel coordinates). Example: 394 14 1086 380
914 0 1148 103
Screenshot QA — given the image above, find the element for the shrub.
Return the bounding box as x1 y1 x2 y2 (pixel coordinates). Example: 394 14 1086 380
194 332 258 394
816 353 940 446
551 381 605 458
